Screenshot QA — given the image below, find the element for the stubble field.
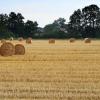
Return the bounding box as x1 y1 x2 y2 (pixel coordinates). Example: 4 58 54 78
0 40 100 100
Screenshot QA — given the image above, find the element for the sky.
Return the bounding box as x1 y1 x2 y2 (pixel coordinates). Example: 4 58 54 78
0 0 100 27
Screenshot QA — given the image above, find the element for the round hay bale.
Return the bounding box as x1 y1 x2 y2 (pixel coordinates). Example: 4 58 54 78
0 42 15 56
18 37 23 41
9 37 14 41
49 39 55 44
69 38 75 43
84 38 91 43
28 37 32 40
15 44 25 55
1 39 6 44
26 38 32 44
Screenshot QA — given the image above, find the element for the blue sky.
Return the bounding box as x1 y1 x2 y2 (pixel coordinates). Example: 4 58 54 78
0 0 100 27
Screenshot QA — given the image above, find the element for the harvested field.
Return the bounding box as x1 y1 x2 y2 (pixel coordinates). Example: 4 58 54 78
0 40 100 99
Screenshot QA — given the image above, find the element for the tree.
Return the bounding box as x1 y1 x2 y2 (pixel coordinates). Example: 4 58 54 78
43 18 67 38
54 18 66 28
24 20 38 38
0 14 14 38
0 14 8 32
82 5 99 38
0 12 39 38
68 9 82 38
15 13 24 37
8 12 25 37
8 12 17 34
68 4 100 38
82 4 99 28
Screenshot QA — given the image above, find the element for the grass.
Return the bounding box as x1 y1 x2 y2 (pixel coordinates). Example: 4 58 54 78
0 40 100 99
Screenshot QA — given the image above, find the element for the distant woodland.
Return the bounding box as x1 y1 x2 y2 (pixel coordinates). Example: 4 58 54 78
0 4 100 39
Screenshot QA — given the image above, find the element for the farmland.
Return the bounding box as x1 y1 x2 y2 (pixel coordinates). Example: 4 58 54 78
0 40 100 99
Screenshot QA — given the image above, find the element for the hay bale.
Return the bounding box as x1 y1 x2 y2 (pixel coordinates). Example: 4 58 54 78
0 42 15 56
18 37 23 41
49 39 55 44
9 37 14 41
26 38 32 44
28 37 32 40
1 39 6 44
26 39 31 44
15 44 25 55
84 38 91 43
69 38 75 43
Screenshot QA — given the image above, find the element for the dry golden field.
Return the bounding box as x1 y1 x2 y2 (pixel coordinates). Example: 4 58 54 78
0 40 100 100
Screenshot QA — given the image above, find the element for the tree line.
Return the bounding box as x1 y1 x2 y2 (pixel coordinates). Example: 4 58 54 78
0 12 38 39
0 4 100 39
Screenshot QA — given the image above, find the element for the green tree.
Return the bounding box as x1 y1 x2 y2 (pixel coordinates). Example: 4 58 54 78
68 4 100 38
82 4 99 28
0 14 8 32
68 9 82 38
43 18 67 38
0 14 14 38
8 12 25 37
24 20 38 38
15 13 24 37
8 12 17 34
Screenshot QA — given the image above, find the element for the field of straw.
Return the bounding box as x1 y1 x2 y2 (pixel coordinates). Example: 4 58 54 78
0 40 100 100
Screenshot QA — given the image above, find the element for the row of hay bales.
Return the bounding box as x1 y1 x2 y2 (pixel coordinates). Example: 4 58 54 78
69 38 91 43
10 37 91 44
0 42 25 56
9 37 32 42
19 37 91 44
1 37 32 44
1 37 91 44
49 38 91 44
18 37 32 44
